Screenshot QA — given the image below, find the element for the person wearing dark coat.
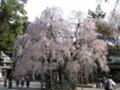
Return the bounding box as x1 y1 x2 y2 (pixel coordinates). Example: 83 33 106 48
25 75 30 88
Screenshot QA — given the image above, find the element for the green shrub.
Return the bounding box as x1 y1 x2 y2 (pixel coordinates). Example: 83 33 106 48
69 80 77 90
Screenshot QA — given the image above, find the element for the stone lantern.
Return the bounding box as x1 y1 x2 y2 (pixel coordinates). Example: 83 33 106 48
0 51 13 87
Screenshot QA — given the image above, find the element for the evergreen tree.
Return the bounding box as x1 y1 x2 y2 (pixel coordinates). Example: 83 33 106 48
0 0 28 56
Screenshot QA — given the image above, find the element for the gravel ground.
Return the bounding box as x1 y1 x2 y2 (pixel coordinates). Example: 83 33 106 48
0 81 120 90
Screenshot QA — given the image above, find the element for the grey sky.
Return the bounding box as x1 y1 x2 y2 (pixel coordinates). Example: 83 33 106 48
25 0 117 21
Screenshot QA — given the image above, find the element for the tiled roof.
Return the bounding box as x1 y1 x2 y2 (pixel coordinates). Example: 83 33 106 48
108 56 120 64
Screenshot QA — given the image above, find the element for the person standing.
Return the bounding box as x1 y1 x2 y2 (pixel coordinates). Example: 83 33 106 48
25 75 30 88
102 76 108 88
104 75 116 90
21 77 25 87
16 79 20 88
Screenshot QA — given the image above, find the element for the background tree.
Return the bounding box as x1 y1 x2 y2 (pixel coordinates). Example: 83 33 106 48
107 11 120 56
88 3 106 19
96 20 114 39
0 0 28 57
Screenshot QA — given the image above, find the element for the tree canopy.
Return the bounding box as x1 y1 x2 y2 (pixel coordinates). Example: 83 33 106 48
0 0 28 56
13 7 72 78
13 7 110 89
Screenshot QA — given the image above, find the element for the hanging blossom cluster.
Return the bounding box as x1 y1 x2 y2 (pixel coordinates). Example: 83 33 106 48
13 7 109 83
66 18 109 82
13 7 73 79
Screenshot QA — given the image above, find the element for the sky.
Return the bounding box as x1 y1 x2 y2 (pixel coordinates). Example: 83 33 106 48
25 0 116 22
